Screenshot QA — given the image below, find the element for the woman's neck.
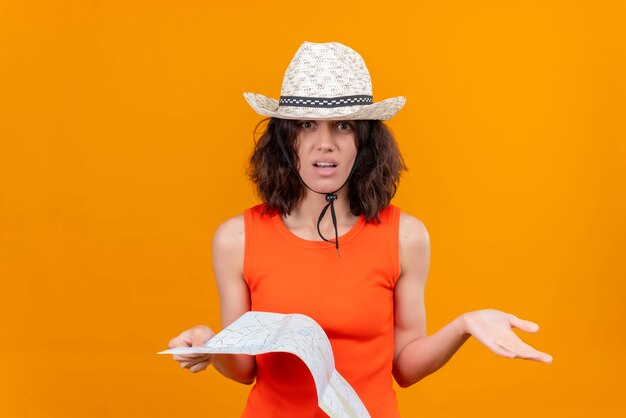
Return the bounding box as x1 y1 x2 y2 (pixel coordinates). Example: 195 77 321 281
281 188 358 240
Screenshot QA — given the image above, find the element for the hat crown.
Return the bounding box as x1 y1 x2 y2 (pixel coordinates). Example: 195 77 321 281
280 42 373 98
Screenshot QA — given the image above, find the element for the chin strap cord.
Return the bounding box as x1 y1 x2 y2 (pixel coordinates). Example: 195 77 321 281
317 193 340 257
275 126 361 258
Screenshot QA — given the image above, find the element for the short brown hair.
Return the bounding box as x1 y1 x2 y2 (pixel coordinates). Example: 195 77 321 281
248 118 406 222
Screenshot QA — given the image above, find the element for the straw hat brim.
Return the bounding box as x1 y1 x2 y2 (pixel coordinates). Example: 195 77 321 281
244 92 406 121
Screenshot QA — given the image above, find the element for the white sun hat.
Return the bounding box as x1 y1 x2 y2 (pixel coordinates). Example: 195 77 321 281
244 41 406 121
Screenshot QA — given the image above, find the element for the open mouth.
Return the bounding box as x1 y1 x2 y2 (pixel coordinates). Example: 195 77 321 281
313 162 338 168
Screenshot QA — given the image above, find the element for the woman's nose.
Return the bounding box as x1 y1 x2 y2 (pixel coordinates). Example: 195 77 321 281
315 124 335 150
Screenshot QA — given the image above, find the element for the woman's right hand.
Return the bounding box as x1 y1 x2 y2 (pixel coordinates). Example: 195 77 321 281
168 325 216 373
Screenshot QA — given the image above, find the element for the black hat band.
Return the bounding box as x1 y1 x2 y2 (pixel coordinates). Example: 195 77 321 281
279 95 373 108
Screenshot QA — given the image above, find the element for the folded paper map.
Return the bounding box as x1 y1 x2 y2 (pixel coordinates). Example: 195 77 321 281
159 311 370 418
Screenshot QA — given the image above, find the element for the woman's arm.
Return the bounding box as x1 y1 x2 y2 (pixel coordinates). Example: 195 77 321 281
210 215 256 383
393 212 458 387
169 215 256 384
392 213 552 388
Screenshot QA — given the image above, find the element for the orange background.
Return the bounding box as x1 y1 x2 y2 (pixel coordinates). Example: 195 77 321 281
1 1 625 417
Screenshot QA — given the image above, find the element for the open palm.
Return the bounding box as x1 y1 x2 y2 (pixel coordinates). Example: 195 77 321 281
463 309 553 364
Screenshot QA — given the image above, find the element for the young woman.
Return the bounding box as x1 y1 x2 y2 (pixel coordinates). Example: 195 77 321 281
168 42 552 417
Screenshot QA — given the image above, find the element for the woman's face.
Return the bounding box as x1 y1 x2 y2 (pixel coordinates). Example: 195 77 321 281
295 119 358 195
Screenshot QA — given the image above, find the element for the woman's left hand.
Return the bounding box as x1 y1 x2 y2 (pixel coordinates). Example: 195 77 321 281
462 309 553 364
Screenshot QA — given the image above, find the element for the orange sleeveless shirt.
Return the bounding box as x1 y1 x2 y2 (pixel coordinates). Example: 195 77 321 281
241 204 401 418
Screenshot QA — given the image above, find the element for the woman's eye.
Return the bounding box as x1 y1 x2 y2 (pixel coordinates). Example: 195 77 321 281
337 122 352 130
300 121 314 129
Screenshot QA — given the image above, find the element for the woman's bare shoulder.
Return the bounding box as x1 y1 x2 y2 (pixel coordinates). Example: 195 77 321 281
398 212 431 279
398 212 429 246
212 214 245 255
